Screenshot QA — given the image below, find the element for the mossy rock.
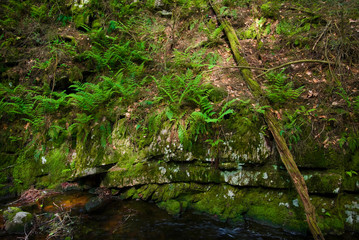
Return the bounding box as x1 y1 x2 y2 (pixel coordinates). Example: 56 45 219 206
347 150 359 171
340 194 359 231
203 84 228 102
3 207 22 221
4 208 33 234
343 174 359 192
91 19 102 29
157 199 181 215
303 171 342 194
293 139 345 169
260 1 280 19
189 185 246 222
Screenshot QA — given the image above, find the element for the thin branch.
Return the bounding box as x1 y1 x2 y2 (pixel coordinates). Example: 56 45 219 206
256 59 335 79
313 20 332 50
204 59 335 76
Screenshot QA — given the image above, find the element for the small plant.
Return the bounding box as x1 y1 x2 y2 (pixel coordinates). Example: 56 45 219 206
153 69 206 110
346 170 358 177
67 82 114 112
280 106 316 148
339 132 359 152
265 69 305 104
31 4 48 22
240 17 270 40
335 86 352 108
56 14 72 26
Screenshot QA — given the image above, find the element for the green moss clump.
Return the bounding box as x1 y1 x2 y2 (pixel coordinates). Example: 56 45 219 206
260 2 280 19
157 199 181 215
3 207 22 221
203 84 228 103
120 187 138 199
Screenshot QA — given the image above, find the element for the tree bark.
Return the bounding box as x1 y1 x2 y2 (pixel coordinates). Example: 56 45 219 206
209 1 325 239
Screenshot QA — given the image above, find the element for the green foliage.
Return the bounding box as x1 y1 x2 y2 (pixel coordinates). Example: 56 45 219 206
335 87 352 108
173 48 220 71
83 31 150 72
261 1 280 19
346 170 358 178
265 69 304 104
275 16 318 47
355 96 359 111
280 106 316 148
186 97 236 145
276 20 311 37
102 71 139 101
31 4 47 22
339 132 359 152
240 17 270 40
34 91 67 114
0 83 37 121
147 111 164 137
67 82 113 112
110 0 139 19
56 14 72 26
199 19 224 47
0 0 28 29
153 69 205 109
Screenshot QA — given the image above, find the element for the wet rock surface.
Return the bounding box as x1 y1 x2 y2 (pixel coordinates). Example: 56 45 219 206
3 207 33 234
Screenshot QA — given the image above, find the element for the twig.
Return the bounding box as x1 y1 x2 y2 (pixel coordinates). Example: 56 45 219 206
0 164 16 172
256 59 336 79
24 215 38 240
204 59 335 77
313 20 332 50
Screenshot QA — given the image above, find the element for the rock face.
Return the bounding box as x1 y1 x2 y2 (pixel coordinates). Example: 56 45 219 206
85 196 109 213
5 115 359 235
4 207 33 234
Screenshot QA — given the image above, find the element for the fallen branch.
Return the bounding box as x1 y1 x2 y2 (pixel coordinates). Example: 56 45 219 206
256 59 336 79
209 1 325 239
204 59 335 74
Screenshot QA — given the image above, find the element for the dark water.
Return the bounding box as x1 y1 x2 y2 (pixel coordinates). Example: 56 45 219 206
1 192 357 240
76 199 305 240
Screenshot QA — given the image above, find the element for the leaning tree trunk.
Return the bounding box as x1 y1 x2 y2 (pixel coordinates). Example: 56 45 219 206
209 1 325 239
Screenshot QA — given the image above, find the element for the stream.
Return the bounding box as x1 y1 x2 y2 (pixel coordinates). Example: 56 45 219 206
0 191 354 239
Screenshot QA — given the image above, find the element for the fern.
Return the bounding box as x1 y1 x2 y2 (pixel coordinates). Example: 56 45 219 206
33 91 67 114
153 69 206 109
148 112 163 136
83 35 151 71
102 70 139 101
355 96 359 112
265 69 304 104
68 82 114 112
31 4 47 22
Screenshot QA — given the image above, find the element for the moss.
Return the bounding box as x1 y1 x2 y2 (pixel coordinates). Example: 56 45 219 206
136 184 159 200
69 66 83 83
120 187 138 199
317 216 344 235
293 137 345 169
348 150 359 171
157 199 181 215
12 145 41 192
260 2 280 19
203 84 228 102
91 19 102 29
244 189 307 233
343 174 359 192
3 207 22 221
303 171 342 194
189 185 246 222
